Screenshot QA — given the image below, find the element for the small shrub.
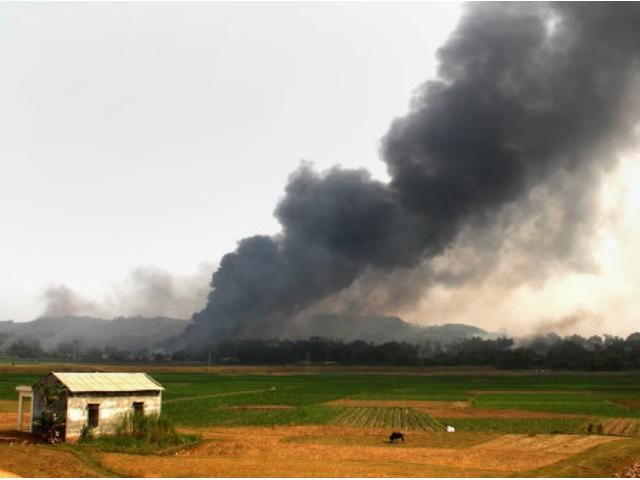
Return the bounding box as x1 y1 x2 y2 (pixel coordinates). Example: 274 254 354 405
33 410 65 443
33 384 66 444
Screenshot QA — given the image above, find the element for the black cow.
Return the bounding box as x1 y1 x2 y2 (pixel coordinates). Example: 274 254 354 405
389 431 404 443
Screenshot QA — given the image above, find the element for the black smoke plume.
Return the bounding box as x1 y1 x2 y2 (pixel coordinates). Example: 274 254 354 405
184 3 640 346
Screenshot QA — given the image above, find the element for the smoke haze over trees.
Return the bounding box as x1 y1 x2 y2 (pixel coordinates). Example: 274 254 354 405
185 4 640 346
2 315 639 372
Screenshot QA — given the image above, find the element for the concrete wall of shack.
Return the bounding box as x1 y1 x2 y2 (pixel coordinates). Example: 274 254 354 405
65 391 162 441
31 374 162 441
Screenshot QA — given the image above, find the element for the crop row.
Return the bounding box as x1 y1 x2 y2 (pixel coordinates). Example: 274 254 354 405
332 407 443 431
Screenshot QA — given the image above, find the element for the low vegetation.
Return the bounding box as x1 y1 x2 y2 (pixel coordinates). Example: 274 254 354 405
332 407 443 431
473 392 640 418
78 413 198 454
434 418 588 434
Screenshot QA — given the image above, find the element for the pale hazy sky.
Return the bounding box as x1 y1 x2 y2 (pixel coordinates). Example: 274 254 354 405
2 2 639 338
0 2 462 322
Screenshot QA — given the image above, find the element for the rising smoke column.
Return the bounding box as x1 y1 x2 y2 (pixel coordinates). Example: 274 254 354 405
184 3 640 345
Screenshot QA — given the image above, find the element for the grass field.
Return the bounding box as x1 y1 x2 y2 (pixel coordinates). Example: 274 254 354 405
0 365 639 477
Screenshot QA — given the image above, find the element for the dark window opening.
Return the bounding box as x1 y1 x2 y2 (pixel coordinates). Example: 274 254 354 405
87 404 100 428
133 402 144 415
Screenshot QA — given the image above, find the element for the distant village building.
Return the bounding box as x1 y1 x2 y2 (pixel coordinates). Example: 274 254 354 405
17 372 164 441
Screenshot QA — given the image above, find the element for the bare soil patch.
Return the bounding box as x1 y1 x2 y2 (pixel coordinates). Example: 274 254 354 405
0 401 17 414
615 460 640 477
283 430 498 449
0 413 30 436
97 425 621 477
473 433 618 454
0 444 101 477
0 413 14 431
611 400 640 409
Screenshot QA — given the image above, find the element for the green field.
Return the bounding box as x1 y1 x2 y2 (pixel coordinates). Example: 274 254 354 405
158 372 640 428
2 368 640 477
3 371 640 430
473 392 640 417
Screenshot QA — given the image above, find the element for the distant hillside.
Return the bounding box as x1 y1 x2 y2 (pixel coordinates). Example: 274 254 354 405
284 314 495 345
0 314 494 354
0 315 188 352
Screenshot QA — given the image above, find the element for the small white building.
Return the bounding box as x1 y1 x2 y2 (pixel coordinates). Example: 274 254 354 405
21 371 164 441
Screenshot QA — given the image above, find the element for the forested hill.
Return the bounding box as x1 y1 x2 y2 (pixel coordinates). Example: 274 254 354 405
0 315 186 352
0 314 492 355
285 314 494 344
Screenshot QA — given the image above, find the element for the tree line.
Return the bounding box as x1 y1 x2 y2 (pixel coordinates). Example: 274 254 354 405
3 331 640 371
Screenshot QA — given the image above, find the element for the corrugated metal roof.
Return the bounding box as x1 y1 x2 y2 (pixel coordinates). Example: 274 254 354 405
51 372 164 393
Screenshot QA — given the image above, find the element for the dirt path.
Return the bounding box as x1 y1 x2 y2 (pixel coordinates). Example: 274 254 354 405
0 470 18 478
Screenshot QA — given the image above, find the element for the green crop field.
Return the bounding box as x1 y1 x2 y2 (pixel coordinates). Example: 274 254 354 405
434 417 589 434
0 374 40 400
331 406 444 431
2 370 640 430
473 392 640 417
151 371 640 428
1 367 640 477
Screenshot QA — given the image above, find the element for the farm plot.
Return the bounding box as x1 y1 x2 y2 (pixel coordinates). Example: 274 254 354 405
593 418 640 437
610 399 640 409
331 407 443 431
474 393 640 418
434 417 588 434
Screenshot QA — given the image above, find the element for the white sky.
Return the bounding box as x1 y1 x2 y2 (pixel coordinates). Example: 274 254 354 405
2 2 639 338
0 2 463 322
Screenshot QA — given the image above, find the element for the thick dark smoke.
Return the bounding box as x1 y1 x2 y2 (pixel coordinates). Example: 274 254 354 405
185 3 640 345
